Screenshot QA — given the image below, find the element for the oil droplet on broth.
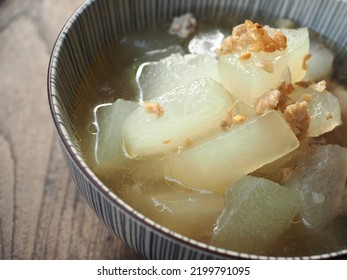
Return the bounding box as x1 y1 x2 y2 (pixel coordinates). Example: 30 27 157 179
87 123 98 135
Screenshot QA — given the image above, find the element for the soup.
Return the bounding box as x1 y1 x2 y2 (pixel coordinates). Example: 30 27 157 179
76 15 347 257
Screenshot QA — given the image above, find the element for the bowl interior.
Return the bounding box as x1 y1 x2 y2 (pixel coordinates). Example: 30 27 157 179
48 0 347 259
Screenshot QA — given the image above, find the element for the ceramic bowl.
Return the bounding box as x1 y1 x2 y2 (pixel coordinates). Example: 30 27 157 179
48 0 347 259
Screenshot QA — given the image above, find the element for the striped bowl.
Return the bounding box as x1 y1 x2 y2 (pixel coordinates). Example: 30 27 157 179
48 0 347 259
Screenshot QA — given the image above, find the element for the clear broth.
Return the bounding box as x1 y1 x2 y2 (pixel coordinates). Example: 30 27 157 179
75 20 347 257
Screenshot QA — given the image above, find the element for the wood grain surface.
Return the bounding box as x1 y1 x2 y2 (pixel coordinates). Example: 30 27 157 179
0 0 142 260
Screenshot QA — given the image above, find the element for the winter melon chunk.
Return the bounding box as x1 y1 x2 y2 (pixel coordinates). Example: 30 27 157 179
289 83 342 137
218 26 309 105
212 176 301 255
284 144 347 228
94 99 139 165
165 110 299 193
304 39 334 81
138 53 221 100
151 191 224 240
122 78 235 158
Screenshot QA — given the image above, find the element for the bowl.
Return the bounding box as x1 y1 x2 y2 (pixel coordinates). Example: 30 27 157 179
48 0 347 259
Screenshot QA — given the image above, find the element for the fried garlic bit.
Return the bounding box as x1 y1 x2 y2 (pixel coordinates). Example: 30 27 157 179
239 52 252 61
256 60 274 73
177 138 193 153
216 20 287 56
144 101 164 118
277 81 295 111
325 111 333 120
220 102 246 130
284 101 310 140
301 93 313 103
302 53 312 70
220 103 236 130
280 166 296 183
233 114 247 123
162 139 172 144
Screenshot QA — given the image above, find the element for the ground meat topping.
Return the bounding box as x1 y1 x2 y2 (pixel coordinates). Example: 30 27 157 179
277 81 295 112
278 81 294 96
144 102 164 118
169 13 197 38
216 20 287 56
310 80 326 92
255 79 315 141
255 89 281 114
283 101 310 140
255 81 295 114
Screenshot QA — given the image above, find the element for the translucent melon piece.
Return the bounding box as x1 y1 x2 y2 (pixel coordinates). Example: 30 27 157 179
323 83 347 147
151 191 224 240
275 18 295 29
137 53 221 100
252 141 311 184
134 45 184 65
330 83 347 113
284 144 347 228
166 110 299 193
231 100 257 119
305 40 334 81
94 99 139 165
281 28 310 80
122 78 235 158
218 28 309 105
212 175 301 255
307 90 341 136
290 85 342 137
188 29 225 57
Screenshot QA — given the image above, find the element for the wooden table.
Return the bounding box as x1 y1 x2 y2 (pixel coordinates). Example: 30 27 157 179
0 0 142 260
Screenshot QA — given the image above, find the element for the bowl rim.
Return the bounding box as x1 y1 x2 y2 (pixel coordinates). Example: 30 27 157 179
47 0 347 260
